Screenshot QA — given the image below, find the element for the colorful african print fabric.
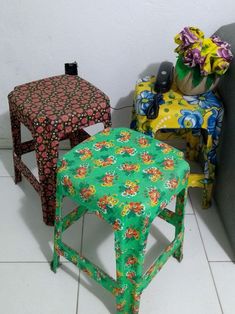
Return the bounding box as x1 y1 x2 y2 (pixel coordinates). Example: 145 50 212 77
52 127 189 314
131 76 224 208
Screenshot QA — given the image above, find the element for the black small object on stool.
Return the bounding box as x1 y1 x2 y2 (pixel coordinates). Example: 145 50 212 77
65 62 78 75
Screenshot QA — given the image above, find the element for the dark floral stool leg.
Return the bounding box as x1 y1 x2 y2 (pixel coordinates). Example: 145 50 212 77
103 118 112 129
9 110 22 183
173 188 187 262
69 129 90 148
35 131 60 226
114 223 150 314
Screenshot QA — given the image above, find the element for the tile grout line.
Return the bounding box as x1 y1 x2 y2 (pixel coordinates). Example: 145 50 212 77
209 260 235 263
188 190 195 215
0 261 72 264
76 214 86 314
188 192 224 314
0 175 13 177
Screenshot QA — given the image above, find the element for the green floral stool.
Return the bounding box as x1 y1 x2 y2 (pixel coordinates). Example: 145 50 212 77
51 127 190 314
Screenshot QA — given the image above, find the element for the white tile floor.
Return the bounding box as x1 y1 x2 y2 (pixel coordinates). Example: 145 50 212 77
0 149 235 314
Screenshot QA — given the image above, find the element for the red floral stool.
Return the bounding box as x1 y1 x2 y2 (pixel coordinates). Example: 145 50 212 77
8 75 111 226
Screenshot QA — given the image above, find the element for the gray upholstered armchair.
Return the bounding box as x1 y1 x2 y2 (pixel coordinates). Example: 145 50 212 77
214 23 235 254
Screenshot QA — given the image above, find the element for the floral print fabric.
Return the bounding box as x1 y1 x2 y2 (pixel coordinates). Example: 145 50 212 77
52 128 189 313
174 26 233 76
8 75 111 225
131 76 224 207
56 128 189 221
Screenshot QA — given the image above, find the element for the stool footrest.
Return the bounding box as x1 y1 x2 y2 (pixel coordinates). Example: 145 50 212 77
58 241 117 293
139 230 184 292
20 140 35 155
158 208 181 226
188 173 205 188
57 228 183 296
13 153 41 194
61 206 87 232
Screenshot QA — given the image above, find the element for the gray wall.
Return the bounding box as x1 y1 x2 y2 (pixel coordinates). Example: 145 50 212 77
214 23 235 253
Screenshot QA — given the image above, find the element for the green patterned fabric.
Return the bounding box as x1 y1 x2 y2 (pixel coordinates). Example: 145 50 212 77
52 127 189 314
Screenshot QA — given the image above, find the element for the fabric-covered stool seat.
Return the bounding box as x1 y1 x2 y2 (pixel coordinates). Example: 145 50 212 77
131 76 224 208
51 127 189 314
8 75 111 225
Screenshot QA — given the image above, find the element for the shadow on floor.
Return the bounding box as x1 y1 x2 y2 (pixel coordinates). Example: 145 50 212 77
189 187 235 262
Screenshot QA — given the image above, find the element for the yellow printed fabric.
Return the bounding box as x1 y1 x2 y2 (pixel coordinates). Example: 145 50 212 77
130 76 224 207
131 76 222 135
174 27 233 76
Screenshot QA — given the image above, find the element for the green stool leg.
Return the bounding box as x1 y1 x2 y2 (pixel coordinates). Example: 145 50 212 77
173 188 187 262
51 188 63 273
114 223 150 314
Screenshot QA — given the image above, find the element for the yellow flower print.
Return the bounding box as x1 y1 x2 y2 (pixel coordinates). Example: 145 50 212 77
146 264 156 277
137 136 150 148
117 130 131 142
166 178 179 189
125 256 138 266
133 292 141 303
163 157 175 170
126 271 136 281
125 228 140 240
93 140 114 151
97 195 118 213
57 159 68 173
158 142 173 154
121 202 145 216
115 146 137 156
113 285 127 296
62 176 75 195
119 163 140 173
101 128 111 136
143 167 162 182
177 151 184 158
116 301 126 312
112 219 123 231
71 256 78 264
76 147 92 160
140 151 154 164
74 164 89 179
94 156 116 167
122 180 140 197
83 268 92 277
101 171 116 187
79 185 96 201
147 187 160 206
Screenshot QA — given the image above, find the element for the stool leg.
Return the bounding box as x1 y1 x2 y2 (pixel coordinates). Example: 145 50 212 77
35 135 60 226
69 129 90 148
51 189 63 273
202 134 214 208
173 188 187 262
185 130 200 162
9 110 22 183
114 224 150 314
103 117 112 129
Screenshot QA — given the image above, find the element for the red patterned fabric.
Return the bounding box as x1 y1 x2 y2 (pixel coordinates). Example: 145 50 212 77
8 75 111 225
